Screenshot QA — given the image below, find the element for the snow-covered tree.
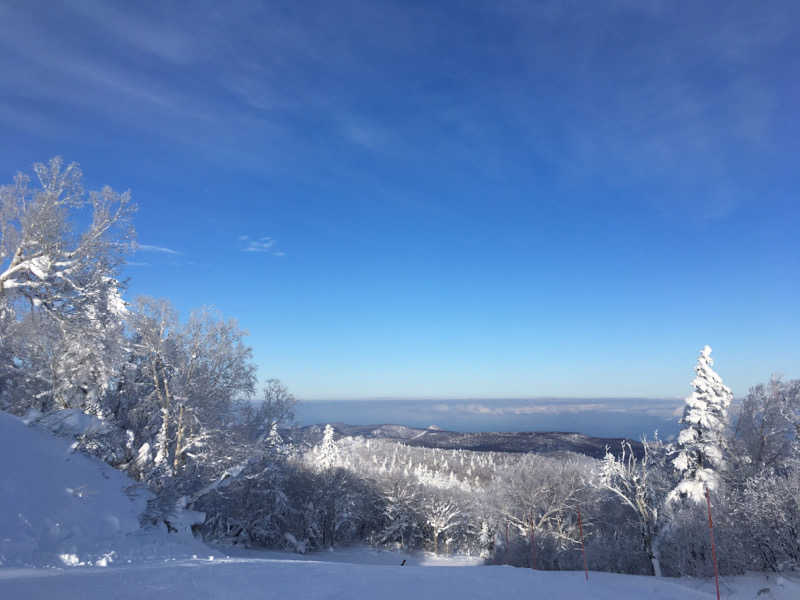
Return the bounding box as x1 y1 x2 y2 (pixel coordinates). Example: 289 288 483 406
734 376 800 473
0 157 134 309
425 494 464 553
265 423 287 454
0 157 134 415
3 304 127 415
119 297 256 478
375 476 425 549
599 439 670 576
492 454 587 553
123 297 179 472
241 378 296 443
477 520 495 558
192 450 294 547
316 424 340 471
669 345 732 504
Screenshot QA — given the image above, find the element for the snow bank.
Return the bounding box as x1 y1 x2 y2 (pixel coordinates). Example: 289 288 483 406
31 408 113 437
0 411 204 567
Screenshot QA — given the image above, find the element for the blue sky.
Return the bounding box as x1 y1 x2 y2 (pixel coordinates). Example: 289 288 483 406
1 1 798 400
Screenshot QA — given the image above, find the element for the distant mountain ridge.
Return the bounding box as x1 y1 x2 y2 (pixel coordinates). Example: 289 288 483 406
291 423 644 459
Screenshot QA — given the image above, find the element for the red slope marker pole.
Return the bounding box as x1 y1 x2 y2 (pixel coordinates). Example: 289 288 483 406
705 487 721 600
577 508 588 582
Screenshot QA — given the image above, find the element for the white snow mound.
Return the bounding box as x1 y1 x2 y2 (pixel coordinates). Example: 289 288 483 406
0 411 202 567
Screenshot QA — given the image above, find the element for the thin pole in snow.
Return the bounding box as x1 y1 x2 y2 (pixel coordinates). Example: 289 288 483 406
705 487 721 600
577 508 588 582
529 513 537 570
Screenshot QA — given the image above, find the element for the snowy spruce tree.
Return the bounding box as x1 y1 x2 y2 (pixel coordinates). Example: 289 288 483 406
669 345 733 504
317 424 340 471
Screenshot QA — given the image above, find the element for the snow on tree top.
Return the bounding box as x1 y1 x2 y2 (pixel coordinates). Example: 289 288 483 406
668 345 733 505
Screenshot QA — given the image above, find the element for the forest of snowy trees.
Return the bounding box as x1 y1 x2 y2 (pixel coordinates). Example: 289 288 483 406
2 159 800 578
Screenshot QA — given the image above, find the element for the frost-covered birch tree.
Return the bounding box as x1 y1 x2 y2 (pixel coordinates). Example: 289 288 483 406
734 377 800 473
0 157 134 307
376 476 424 549
599 440 669 576
492 454 587 553
669 345 732 504
122 297 256 479
0 157 134 414
242 378 296 444
425 494 464 553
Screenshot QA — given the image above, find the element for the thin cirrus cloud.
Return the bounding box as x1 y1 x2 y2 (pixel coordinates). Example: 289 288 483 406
239 235 285 257
429 399 682 419
0 0 794 219
133 243 181 255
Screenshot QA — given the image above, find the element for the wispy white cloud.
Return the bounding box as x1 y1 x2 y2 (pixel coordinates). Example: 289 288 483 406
240 236 285 257
339 115 389 151
67 1 197 65
133 243 181 255
432 402 608 416
243 237 274 252
431 399 682 419
0 0 793 217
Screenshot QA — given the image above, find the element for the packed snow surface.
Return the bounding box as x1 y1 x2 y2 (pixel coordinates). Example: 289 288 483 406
2 409 799 599
3 554 799 600
0 411 204 568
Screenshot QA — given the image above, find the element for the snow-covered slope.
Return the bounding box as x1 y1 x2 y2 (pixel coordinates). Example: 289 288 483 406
0 411 202 568
3 551 798 600
2 409 798 599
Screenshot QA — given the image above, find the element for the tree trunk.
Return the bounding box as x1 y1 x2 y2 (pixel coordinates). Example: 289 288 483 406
173 403 184 471
643 525 662 577
706 487 721 600
649 546 663 577
152 361 170 467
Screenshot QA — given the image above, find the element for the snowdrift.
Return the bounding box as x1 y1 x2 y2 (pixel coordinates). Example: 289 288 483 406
0 411 203 567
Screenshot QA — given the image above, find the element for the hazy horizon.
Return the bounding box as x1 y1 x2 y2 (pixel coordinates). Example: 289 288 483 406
296 394 684 402
294 397 684 440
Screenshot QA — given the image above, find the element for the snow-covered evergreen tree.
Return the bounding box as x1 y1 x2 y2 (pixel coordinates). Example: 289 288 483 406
478 520 495 558
669 345 732 504
316 424 339 471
